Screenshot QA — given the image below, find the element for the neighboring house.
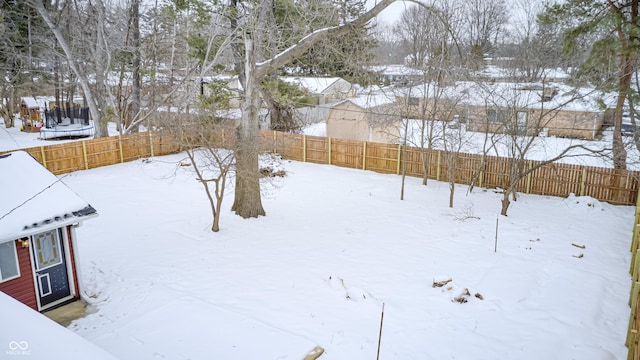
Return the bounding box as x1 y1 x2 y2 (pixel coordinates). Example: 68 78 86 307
280 77 356 105
396 82 605 140
19 97 42 133
368 65 424 87
326 93 400 143
0 151 98 312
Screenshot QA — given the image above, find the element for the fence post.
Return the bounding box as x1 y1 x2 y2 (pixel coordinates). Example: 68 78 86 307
40 146 47 169
478 156 485 188
633 250 640 282
149 131 155 157
81 140 89 170
632 225 640 255
628 282 640 342
303 134 307 163
436 150 441 181
328 137 332 165
273 131 277 153
580 166 587 196
118 135 124 163
362 142 367 170
396 144 401 175
525 160 533 194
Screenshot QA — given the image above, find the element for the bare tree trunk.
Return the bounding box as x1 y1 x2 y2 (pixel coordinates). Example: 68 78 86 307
500 193 510 216
612 57 630 169
449 179 455 208
400 121 409 200
232 37 266 218
7 84 16 128
130 0 141 133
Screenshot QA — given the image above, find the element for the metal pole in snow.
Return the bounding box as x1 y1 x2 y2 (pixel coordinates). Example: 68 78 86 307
494 215 499 253
377 302 385 360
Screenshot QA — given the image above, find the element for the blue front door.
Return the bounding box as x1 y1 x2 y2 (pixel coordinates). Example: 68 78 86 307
31 229 72 309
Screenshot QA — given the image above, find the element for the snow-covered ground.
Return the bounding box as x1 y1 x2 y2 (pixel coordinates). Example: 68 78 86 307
46 152 633 359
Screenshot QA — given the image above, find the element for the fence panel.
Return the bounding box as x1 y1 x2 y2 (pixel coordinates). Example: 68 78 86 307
274 132 304 161
402 147 427 178
120 133 152 162
480 155 509 190
152 132 180 156
84 137 120 169
41 141 85 175
305 135 329 164
331 138 362 169
365 142 400 174
528 162 581 197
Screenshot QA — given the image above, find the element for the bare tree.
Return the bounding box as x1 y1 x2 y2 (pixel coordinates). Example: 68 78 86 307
441 112 469 208
462 0 508 67
370 24 406 65
472 82 601 215
183 136 235 233
219 0 435 218
394 1 462 69
30 0 126 138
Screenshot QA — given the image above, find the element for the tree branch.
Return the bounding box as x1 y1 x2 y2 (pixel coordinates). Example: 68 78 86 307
256 0 434 77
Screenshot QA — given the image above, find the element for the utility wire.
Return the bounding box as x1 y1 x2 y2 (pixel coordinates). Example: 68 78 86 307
0 172 74 224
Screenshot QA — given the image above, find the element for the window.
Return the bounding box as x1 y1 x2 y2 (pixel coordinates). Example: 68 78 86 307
408 97 420 106
516 111 528 131
0 241 20 282
487 109 506 123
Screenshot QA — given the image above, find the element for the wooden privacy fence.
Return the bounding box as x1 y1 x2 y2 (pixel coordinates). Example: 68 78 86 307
628 198 640 359
0 131 180 175
265 131 640 206
1 129 639 205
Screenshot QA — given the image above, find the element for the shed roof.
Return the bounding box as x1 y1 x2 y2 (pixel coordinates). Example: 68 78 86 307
20 97 40 109
0 151 97 243
335 92 396 110
280 77 344 94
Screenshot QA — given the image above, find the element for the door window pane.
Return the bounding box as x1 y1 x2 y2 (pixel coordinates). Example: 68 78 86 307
0 241 19 281
33 230 62 270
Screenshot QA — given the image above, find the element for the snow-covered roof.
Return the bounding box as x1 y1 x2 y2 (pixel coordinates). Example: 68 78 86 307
368 65 424 77
336 92 396 110
20 97 40 109
0 151 97 243
0 291 117 359
475 65 571 81
396 81 609 113
279 77 344 94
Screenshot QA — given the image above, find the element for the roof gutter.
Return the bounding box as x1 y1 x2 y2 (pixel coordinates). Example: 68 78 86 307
0 212 99 245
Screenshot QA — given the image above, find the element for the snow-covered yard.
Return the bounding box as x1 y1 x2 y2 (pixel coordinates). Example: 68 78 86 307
52 152 634 359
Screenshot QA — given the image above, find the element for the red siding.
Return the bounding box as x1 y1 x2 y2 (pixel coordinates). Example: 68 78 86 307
0 240 37 310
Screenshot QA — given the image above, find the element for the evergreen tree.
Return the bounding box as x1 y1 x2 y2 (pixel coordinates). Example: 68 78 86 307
540 0 639 169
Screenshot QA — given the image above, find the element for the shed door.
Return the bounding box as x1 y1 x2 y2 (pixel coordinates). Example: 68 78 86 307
31 229 72 309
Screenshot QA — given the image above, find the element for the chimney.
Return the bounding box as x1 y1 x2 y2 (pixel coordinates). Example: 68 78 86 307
541 87 558 102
